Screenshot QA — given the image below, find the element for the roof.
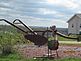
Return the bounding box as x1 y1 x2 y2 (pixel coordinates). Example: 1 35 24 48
77 14 81 18
67 14 81 23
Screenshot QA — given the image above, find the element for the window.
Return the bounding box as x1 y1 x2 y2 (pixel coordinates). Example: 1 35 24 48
72 24 74 28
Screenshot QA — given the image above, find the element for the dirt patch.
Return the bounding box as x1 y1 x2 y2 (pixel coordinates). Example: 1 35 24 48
17 45 81 58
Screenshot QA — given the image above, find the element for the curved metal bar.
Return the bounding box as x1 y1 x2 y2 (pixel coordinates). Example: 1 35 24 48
0 19 78 40
0 19 27 33
13 19 37 35
41 30 78 40
56 32 78 40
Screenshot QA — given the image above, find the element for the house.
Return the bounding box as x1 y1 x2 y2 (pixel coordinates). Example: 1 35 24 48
67 14 81 34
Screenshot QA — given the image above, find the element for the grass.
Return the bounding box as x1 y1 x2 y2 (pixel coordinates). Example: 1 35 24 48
0 53 27 61
58 35 77 41
57 57 81 61
49 35 78 41
0 53 81 61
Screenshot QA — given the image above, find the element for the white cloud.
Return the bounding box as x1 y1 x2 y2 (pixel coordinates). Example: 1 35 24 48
0 2 10 6
46 0 79 9
0 2 11 8
0 0 81 28
50 19 68 28
38 8 58 15
62 0 79 9
37 8 65 18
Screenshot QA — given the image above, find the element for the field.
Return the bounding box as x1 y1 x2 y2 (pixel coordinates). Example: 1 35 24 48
0 25 81 61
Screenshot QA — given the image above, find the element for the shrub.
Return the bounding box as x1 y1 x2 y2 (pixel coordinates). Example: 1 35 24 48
2 44 12 55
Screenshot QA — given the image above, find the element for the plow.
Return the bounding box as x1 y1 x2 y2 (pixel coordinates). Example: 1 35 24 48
0 19 80 58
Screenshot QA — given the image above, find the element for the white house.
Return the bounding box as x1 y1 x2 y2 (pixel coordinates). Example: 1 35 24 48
67 14 81 34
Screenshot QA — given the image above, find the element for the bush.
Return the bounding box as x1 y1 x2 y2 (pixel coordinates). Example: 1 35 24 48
77 35 81 41
0 31 28 55
2 44 12 55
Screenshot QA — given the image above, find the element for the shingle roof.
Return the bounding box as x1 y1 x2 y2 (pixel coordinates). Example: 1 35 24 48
76 14 81 18
67 14 81 23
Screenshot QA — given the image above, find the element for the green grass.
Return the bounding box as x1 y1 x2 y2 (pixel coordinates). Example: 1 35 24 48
48 35 78 41
57 57 81 61
58 35 77 41
0 53 27 61
0 53 81 61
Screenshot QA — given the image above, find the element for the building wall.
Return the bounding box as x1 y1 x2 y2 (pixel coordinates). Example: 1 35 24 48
77 17 81 34
68 16 79 34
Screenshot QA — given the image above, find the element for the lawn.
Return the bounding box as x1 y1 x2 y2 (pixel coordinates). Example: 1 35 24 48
0 53 81 61
58 35 77 41
48 34 78 41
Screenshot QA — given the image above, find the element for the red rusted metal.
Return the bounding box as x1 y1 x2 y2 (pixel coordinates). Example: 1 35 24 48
24 34 48 46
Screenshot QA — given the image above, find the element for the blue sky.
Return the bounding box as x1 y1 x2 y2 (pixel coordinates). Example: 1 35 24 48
0 0 81 28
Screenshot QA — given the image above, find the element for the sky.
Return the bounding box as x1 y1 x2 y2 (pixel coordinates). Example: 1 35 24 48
0 0 81 28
